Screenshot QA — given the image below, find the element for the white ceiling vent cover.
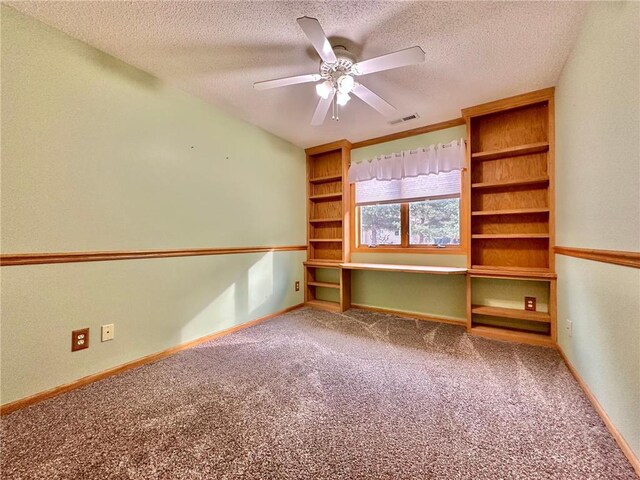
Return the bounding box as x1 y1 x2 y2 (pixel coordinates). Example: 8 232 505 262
388 113 420 125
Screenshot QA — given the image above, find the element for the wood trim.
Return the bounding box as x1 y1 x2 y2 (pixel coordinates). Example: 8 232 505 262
557 346 640 476
400 203 409 247
341 262 467 275
350 304 466 327
342 145 352 263
469 325 554 348
305 139 352 156
350 118 465 149
0 303 304 415
464 116 472 268
555 246 640 269
351 246 466 255
468 266 557 280
548 95 556 273
305 299 341 312
0 245 308 267
461 87 555 118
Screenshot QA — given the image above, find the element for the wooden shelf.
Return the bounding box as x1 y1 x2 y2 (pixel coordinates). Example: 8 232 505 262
309 192 342 201
472 177 549 190
340 262 467 275
471 305 550 323
472 234 549 240
471 142 549 161
309 238 342 243
469 266 556 279
304 260 342 269
469 325 553 347
305 299 341 312
307 281 340 289
466 90 555 343
309 217 342 223
472 208 549 216
309 174 342 184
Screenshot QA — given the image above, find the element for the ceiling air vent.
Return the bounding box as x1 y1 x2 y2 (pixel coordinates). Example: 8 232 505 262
388 113 420 125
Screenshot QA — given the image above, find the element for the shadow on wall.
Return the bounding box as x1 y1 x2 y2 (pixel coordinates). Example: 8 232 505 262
0 250 302 405
91 47 161 89
178 251 292 344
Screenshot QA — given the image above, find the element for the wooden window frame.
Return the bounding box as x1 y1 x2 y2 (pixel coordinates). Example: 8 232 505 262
350 172 468 255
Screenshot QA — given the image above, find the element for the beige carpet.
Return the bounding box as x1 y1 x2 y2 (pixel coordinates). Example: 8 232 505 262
1 307 637 479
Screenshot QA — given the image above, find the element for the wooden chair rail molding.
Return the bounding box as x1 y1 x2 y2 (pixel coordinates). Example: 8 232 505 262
0 245 308 267
554 246 640 269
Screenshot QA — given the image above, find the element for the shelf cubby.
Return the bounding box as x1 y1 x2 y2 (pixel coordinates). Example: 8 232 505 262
472 234 549 239
471 177 549 190
471 305 550 323
309 174 343 184
471 142 549 161
307 281 340 289
310 192 343 201
309 218 343 223
472 208 549 216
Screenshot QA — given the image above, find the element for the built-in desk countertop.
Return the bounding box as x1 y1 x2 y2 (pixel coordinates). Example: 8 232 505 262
339 263 467 275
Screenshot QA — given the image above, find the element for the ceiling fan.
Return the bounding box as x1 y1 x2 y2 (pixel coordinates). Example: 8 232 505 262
253 17 425 126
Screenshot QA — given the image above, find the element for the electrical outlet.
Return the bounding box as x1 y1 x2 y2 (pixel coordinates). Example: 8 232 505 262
524 296 536 311
71 328 89 352
295 281 300 292
566 319 573 337
101 324 114 342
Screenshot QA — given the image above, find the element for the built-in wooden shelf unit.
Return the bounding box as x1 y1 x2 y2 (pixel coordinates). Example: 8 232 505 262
463 88 557 345
304 140 352 312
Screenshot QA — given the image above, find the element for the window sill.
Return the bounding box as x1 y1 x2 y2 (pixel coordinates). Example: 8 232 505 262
352 246 465 255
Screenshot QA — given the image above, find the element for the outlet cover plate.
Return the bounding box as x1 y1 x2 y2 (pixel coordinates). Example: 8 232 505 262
101 324 114 342
72 328 89 352
524 296 536 311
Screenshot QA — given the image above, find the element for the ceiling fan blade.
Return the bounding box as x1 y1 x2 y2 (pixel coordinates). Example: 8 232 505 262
253 73 322 90
311 90 336 126
352 46 425 76
297 16 337 64
351 83 398 117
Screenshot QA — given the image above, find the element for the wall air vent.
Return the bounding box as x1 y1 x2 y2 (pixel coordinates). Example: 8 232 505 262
388 113 420 125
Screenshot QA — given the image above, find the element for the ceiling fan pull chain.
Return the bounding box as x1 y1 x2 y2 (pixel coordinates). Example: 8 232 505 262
331 94 336 120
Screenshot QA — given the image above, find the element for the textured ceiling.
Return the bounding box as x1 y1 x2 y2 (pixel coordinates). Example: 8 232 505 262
9 1 587 148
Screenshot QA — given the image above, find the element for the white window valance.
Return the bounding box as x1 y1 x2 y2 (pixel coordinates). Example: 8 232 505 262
348 138 465 183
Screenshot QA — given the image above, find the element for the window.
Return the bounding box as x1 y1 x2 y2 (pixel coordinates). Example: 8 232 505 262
355 170 461 250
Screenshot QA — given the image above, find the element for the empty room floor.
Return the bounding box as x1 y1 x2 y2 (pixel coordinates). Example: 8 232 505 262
2 308 636 479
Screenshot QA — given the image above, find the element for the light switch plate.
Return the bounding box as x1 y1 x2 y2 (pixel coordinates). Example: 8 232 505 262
101 324 114 342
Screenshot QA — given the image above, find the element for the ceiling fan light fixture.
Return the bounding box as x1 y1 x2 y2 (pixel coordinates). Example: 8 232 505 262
337 92 351 106
337 74 354 94
315 80 333 99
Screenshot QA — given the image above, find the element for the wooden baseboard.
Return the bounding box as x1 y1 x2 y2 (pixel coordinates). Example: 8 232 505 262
557 346 640 476
350 304 466 327
0 303 303 415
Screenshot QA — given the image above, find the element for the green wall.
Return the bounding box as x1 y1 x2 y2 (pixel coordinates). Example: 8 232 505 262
555 1 639 458
0 7 306 404
342 127 468 320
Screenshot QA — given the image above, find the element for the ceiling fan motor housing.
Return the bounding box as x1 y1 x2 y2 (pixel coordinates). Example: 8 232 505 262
320 46 356 80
